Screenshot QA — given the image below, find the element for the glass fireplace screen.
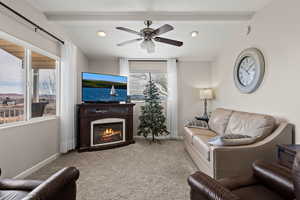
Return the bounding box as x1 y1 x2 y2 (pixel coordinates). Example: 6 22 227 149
92 122 124 146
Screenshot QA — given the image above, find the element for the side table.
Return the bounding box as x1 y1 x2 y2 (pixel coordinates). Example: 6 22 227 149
277 144 300 169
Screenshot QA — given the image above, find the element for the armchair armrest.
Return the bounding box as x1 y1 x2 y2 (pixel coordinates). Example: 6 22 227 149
0 167 42 191
188 171 240 200
293 152 300 200
218 175 258 190
23 167 79 200
0 179 42 191
253 160 294 199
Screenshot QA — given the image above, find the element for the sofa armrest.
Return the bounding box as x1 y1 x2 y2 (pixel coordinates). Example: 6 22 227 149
0 179 42 191
253 160 294 199
210 122 294 179
23 167 79 200
188 171 240 200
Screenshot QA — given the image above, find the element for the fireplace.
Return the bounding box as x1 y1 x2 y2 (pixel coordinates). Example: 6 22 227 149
91 118 125 147
77 103 134 152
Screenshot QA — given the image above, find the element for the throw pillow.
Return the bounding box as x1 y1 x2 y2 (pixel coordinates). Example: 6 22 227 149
208 134 256 146
185 119 209 129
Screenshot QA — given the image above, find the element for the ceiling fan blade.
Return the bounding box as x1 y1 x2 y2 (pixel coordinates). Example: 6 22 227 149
153 24 174 36
154 37 183 47
117 38 143 46
116 27 141 36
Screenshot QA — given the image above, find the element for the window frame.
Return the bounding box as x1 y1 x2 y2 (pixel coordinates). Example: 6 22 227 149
0 31 60 128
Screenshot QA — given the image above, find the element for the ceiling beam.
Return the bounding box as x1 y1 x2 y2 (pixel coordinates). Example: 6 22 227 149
45 11 255 22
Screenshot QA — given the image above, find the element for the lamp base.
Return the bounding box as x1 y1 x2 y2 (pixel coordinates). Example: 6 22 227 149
202 112 209 120
196 99 210 123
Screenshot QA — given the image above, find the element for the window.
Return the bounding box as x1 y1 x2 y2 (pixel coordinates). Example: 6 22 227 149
129 61 168 101
0 34 59 126
0 40 25 125
31 52 57 118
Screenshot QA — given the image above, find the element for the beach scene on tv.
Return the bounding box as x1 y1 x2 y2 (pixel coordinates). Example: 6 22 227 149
82 73 128 102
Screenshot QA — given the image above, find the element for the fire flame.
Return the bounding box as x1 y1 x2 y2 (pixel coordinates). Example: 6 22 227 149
102 128 121 138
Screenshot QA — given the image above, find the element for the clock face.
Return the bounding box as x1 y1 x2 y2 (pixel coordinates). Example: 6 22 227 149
238 56 257 87
233 48 265 94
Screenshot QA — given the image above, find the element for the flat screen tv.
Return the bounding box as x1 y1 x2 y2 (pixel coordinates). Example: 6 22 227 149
82 72 128 103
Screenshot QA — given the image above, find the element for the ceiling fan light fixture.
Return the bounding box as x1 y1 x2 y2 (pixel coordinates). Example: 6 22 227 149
140 40 147 49
140 39 155 53
147 44 155 53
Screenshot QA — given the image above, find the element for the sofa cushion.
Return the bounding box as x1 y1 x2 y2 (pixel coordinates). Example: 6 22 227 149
192 132 217 161
209 108 233 135
225 111 276 141
184 127 216 145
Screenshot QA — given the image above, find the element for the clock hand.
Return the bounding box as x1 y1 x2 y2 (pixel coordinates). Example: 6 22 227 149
248 64 256 73
246 63 255 72
241 67 250 75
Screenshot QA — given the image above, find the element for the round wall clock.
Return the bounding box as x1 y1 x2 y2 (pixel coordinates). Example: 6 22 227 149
233 48 265 94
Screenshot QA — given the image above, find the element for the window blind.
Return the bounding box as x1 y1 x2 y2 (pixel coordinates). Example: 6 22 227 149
129 61 167 73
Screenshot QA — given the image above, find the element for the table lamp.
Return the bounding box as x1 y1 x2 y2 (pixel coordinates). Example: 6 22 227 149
199 88 214 120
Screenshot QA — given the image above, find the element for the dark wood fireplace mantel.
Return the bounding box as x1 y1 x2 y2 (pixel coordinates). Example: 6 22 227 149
77 103 135 152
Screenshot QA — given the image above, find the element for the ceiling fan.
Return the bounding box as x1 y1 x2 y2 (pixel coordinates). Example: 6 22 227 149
116 20 183 53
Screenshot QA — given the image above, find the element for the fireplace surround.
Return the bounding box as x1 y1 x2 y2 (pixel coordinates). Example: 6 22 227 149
77 103 135 151
91 118 125 147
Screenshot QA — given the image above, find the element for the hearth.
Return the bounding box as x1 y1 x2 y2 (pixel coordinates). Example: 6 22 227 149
91 118 125 146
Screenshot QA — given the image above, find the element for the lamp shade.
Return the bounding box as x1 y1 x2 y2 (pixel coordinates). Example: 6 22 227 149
199 88 214 100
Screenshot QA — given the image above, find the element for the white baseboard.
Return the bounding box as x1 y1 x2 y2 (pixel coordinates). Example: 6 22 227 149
14 153 60 179
134 135 183 140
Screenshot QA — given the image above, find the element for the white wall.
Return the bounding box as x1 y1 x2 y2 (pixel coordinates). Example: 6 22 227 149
0 119 58 178
0 0 88 178
76 49 89 103
211 0 300 142
87 59 212 137
178 61 212 136
0 1 65 56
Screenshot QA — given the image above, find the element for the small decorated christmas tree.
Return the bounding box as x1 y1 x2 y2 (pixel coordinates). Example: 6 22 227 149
137 73 169 143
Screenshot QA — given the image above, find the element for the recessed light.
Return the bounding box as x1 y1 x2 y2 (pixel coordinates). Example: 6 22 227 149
97 31 106 37
190 31 199 37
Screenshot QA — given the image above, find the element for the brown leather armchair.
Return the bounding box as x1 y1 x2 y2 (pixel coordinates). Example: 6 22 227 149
0 167 79 200
188 152 300 200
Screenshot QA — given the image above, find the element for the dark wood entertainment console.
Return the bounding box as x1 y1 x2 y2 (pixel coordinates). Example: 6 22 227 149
77 103 135 152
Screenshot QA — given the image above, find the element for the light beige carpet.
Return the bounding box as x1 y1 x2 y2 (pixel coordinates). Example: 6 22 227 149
28 139 197 200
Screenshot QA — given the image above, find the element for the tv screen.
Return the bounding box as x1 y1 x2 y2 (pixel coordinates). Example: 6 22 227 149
82 72 128 103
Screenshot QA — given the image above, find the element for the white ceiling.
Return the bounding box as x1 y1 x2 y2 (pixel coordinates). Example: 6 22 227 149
61 21 246 61
26 0 274 61
27 0 272 12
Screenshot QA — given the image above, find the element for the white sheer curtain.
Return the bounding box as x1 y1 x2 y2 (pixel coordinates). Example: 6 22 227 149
119 58 129 94
60 41 78 153
167 59 178 138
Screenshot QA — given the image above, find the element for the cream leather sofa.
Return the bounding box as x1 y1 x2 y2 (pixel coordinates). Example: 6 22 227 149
184 108 294 179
